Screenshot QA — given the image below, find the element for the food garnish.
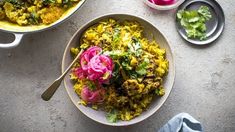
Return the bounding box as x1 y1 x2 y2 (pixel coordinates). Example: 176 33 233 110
177 6 212 40
148 0 176 5
70 19 169 122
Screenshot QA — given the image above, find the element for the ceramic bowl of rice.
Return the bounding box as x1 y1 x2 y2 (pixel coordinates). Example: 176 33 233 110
62 13 175 126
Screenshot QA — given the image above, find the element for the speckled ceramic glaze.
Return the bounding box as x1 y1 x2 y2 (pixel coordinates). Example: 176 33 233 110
62 14 175 126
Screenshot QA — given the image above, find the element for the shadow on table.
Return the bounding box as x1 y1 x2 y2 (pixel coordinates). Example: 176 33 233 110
0 32 15 43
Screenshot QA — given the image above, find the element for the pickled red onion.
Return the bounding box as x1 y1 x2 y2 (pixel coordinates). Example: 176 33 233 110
80 46 102 71
81 86 105 104
87 55 113 83
148 0 175 5
75 46 114 84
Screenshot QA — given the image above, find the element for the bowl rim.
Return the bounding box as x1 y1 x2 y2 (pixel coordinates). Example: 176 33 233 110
62 13 176 126
144 0 185 10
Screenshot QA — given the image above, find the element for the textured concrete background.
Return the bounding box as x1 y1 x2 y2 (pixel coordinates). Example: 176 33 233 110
0 0 235 132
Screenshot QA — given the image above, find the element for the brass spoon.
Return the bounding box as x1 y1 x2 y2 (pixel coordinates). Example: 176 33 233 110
41 49 84 101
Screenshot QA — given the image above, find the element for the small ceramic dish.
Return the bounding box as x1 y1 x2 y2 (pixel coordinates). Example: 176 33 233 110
144 0 185 10
176 0 225 45
62 14 175 126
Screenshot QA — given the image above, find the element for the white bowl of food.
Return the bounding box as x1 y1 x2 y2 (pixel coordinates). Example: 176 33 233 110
62 14 175 126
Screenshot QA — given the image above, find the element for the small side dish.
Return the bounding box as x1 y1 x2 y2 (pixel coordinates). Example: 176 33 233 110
0 0 80 25
69 19 169 122
177 6 212 40
148 0 176 5
176 0 225 45
144 0 185 10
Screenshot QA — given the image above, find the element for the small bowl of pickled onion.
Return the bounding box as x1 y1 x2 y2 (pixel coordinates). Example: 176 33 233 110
144 0 185 10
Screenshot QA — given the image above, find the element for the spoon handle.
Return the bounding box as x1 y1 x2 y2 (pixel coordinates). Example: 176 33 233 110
41 49 84 101
41 78 63 101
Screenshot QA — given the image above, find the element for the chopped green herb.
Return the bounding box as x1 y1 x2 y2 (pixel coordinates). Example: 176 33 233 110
4 0 24 7
113 28 121 43
106 110 118 123
103 50 127 59
112 63 120 77
136 58 149 76
129 71 138 79
29 12 40 24
110 62 124 86
128 38 142 57
87 81 96 91
198 6 212 20
177 6 212 40
42 0 55 5
122 61 132 71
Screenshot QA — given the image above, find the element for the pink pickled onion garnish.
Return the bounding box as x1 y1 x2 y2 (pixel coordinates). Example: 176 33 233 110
73 67 87 79
80 46 102 71
81 86 105 104
87 55 113 83
74 46 114 84
148 0 175 5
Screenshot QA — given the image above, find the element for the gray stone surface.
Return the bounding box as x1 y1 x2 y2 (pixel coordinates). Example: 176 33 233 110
0 0 235 132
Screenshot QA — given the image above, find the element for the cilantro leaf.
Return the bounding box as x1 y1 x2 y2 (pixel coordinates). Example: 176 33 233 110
111 28 121 49
103 50 127 59
127 38 143 57
110 62 121 82
136 68 146 75
29 12 40 24
176 10 183 19
177 6 212 40
113 28 121 43
122 61 132 71
106 110 118 123
136 58 149 76
198 6 212 20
